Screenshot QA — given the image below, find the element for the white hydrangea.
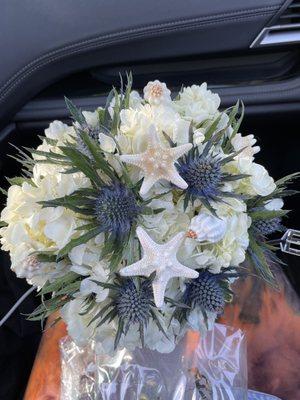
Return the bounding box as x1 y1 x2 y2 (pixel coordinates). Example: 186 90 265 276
0 168 90 282
61 299 97 347
175 83 220 124
71 262 109 303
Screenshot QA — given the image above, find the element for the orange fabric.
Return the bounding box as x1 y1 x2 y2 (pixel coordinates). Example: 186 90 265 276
24 315 67 400
219 276 300 399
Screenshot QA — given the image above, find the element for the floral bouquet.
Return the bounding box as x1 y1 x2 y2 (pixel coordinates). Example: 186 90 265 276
0 75 298 398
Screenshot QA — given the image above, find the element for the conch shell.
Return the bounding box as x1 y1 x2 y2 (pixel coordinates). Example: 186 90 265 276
190 213 227 243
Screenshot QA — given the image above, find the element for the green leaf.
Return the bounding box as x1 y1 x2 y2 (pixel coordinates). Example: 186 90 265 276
142 207 165 215
75 222 98 231
165 297 190 309
38 195 95 216
90 280 118 291
64 97 86 126
57 226 103 259
25 148 66 160
87 302 113 326
79 130 116 180
60 145 103 186
204 114 223 141
250 209 290 221
103 89 115 127
36 252 57 263
6 176 36 187
230 101 244 140
226 101 240 127
247 234 277 287
40 272 79 295
114 320 124 349
275 172 300 188
162 131 176 147
123 72 133 109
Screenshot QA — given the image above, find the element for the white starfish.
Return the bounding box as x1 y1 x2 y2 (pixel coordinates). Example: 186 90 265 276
119 226 199 308
120 125 192 196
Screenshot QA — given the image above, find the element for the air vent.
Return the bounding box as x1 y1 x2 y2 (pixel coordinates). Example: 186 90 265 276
251 1 300 47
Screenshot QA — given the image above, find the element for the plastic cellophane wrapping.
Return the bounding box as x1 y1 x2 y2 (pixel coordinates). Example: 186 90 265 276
60 323 248 400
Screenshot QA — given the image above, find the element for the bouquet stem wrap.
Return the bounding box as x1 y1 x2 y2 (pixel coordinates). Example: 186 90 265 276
60 323 247 400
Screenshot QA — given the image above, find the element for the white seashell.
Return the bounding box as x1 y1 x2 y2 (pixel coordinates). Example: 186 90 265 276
190 213 227 243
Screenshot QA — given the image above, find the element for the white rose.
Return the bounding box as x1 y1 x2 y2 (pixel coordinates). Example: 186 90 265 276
175 83 220 123
230 158 276 196
98 132 116 153
193 128 205 145
231 133 260 160
82 109 100 128
44 120 74 141
264 198 284 210
143 80 171 105
249 162 276 196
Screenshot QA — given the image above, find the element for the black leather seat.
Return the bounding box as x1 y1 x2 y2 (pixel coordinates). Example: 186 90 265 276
0 0 287 127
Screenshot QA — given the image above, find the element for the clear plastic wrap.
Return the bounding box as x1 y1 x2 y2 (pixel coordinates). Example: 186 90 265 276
60 323 250 399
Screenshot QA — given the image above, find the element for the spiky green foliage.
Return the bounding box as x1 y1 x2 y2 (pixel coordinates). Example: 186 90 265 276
246 172 300 286
27 271 82 326
89 276 166 349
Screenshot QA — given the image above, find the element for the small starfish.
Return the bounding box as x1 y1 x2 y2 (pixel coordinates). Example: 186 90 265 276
120 125 192 196
119 226 199 308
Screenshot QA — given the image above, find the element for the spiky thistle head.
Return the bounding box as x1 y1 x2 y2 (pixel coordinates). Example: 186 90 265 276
183 270 226 314
252 217 284 236
94 277 165 349
176 137 247 213
94 182 140 237
116 278 153 329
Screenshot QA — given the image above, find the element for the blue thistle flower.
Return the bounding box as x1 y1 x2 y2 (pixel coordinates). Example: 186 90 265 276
183 271 225 314
176 138 247 214
93 277 165 349
116 278 153 330
253 217 283 236
94 182 140 238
